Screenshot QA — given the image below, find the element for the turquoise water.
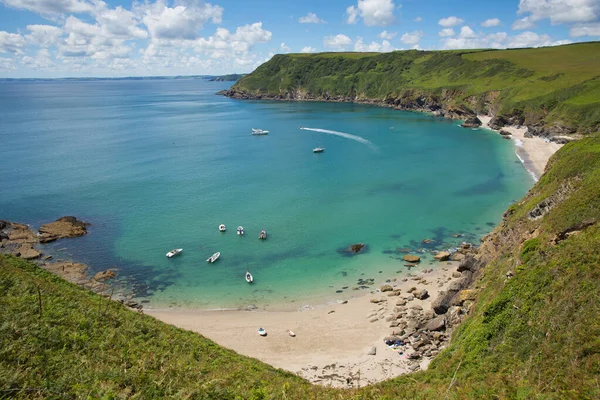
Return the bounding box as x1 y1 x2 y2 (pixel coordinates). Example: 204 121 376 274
0 79 532 309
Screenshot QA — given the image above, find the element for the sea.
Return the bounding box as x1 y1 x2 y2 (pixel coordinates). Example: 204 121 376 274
0 79 533 310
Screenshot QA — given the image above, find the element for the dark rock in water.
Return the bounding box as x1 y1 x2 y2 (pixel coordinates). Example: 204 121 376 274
342 286 348 289
39 216 89 243
336 290 343 293
382 249 394 254
422 238 435 244
461 116 482 128
338 243 368 256
499 129 512 136
397 248 411 253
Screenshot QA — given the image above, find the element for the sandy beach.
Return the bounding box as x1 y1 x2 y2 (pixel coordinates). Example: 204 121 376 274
478 115 563 181
148 263 461 388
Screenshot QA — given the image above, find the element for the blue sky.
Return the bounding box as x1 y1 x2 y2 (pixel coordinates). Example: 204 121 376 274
0 0 598 77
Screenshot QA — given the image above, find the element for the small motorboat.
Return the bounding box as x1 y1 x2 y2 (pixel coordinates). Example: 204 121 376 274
287 329 296 337
313 147 325 153
245 270 253 283
257 327 267 336
218 224 226 232
237 226 244 235
251 128 269 135
259 229 267 240
166 248 183 258
206 252 220 263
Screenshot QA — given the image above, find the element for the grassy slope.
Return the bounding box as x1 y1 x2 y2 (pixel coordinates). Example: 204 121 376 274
234 42 600 133
2 137 600 398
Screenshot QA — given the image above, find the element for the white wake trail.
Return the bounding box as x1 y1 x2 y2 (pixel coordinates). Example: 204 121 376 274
300 127 378 150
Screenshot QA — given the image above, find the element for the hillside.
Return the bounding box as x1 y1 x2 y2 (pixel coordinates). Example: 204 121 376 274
2 135 600 398
223 42 600 138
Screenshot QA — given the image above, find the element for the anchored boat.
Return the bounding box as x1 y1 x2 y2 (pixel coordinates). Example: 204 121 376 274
245 270 253 283
313 147 325 153
259 229 267 240
251 128 269 135
219 224 226 232
206 252 220 263
237 226 244 235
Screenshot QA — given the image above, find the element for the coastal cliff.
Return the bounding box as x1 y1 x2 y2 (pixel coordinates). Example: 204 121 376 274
221 42 600 140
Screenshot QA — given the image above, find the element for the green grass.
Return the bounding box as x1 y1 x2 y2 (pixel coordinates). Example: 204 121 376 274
232 43 600 133
2 137 600 398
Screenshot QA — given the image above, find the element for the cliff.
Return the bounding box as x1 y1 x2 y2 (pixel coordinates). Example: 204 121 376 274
222 42 600 140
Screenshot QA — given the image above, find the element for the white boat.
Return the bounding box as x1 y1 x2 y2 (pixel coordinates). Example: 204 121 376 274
287 329 296 337
257 327 267 336
251 128 269 135
166 248 183 258
219 224 226 232
245 270 253 283
206 252 220 263
259 229 267 240
237 226 244 235
313 147 325 153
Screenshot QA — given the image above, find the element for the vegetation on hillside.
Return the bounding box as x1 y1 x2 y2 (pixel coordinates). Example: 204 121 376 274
2 135 600 398
229 42 600 135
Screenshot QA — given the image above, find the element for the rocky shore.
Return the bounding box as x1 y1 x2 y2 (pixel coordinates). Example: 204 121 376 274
0 218 141 310
219 87 577 142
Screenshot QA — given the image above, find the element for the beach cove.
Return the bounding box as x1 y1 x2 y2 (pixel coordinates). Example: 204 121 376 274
0 78 557 386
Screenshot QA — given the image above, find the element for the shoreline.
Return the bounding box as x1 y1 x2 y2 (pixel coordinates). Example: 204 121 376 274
477 115 563 181
147 260 470 388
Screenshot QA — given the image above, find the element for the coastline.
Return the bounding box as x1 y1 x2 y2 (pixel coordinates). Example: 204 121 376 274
147 262 466 388
477 115 563 181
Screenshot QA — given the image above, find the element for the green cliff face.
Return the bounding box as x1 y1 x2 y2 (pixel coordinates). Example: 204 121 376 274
225 43 600 137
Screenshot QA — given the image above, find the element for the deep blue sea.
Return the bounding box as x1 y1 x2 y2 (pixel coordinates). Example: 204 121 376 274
0 79 532 309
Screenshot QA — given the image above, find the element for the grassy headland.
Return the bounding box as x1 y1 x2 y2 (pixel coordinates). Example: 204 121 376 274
2 135 600 398
223 42 600 137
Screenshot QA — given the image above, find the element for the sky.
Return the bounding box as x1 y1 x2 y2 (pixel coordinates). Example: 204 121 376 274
0 0 598 78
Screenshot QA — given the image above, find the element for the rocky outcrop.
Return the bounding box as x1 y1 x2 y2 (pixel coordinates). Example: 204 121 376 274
403 255 421 263
433 251 450 261
460 116 482 128
39 216 89 243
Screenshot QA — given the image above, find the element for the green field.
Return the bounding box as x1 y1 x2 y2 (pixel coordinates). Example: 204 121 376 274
231 42 600 134
2 135 600 398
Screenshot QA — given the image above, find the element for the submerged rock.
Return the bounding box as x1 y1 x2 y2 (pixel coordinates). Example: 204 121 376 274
338 243 368 256
461 116 482 128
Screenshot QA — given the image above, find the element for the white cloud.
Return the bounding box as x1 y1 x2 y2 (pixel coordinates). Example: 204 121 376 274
26 25 63 47
512 16 535 30
21 48 54 69
0 56 17 70
300 46 317 53
438 16 464 27
414 16 422 22
378 30 396 39
194 22 272 56
280 42 290 52
481 18 501 27
354 37 394 52
570 22 600 36
438 28 455 37
441 27 571 50
140 0 223 40
0 31 26 54
323 34 352 50
400 30 423 45
96 5 147 39
517 0 600 25
459 26 476 38
298 12 324 24
0 0 95 17
346 0 396 26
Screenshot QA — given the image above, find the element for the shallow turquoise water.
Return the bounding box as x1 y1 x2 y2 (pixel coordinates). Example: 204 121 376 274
0 79 532 309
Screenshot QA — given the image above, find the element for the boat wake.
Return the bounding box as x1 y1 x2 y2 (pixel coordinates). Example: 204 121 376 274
300 127 378 150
